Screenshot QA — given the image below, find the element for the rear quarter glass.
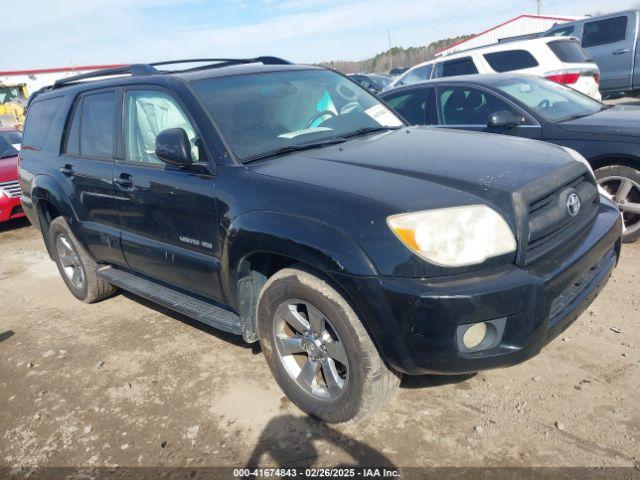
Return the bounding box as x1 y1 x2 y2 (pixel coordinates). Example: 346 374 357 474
548 40 593 64
483 50 539 73
23 96 65 150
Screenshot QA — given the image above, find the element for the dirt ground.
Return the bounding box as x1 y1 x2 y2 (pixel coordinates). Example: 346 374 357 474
0 217 638 475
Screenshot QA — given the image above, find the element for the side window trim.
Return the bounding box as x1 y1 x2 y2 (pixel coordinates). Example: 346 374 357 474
435 84 538 127
119 84 213 171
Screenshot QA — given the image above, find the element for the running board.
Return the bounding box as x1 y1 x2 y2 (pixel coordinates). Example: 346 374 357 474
97 266 242 335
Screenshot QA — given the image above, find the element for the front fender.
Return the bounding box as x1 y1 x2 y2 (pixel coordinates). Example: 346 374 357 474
222 211 378 308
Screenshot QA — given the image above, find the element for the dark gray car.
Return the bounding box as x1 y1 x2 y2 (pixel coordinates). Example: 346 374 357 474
380 73 640 242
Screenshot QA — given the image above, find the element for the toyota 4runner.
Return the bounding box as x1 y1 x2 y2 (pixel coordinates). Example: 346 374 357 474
19 58 622 423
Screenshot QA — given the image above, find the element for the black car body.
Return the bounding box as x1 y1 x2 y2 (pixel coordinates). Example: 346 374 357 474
347 73 392 93
19 60 622 423
380 73 640 242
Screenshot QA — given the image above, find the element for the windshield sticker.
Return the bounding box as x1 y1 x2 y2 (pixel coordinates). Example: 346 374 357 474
12 144 21 151
365 104 403 127
279 127 333 139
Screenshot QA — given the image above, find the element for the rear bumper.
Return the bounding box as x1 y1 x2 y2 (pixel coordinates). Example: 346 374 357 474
0 194 25 223
333 200 622 375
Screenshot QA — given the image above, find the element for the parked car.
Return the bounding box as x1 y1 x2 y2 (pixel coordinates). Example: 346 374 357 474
388 66 409 77
385 37 601 100
347 73 392 93
380 73 640 241
0 127 25 223
545 9 640 97
19 59 621 423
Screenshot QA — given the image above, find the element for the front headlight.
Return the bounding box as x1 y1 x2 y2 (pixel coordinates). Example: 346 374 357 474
0 188 7 199
561 146 595 180
387 205 517 267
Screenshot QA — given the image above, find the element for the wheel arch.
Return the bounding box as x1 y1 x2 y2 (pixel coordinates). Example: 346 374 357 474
222 211 378 342
31 175 79 259
588 153 640 171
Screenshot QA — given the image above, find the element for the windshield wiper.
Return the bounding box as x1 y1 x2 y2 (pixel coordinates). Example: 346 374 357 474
339 125 402 139
242 138 346 163
559 112 595 122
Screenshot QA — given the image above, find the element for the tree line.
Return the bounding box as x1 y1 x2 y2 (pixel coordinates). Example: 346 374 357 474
317 35 472 74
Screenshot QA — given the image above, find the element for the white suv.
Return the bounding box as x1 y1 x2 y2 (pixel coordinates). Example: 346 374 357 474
385 37 601 100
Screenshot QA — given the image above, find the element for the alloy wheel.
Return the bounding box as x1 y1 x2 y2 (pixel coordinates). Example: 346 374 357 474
597 175 640 237
55 234 85 290
273 299 349 400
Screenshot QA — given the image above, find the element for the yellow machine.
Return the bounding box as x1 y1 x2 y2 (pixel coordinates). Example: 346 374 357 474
0 82 28 130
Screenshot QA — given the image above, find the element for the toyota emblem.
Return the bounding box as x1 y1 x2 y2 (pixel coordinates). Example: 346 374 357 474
566 192 581 217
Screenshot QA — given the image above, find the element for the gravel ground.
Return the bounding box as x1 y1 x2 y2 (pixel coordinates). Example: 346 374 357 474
0 218 638 475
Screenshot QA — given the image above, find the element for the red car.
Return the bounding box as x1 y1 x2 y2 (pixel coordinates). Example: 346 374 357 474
0 127 25 223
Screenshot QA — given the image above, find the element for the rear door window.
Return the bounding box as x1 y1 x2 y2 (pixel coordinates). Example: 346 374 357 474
582 16 628 48
383 88 431 125
436 57 478 78
483 50 539 72
548 40 593 63
22 96 64 150
79 91 116 159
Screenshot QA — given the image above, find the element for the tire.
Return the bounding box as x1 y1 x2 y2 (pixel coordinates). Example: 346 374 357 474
595 164 640 243
257 267 400 424
48 217 117 303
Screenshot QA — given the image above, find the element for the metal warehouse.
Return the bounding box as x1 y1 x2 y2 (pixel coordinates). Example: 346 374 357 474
437 14 580 56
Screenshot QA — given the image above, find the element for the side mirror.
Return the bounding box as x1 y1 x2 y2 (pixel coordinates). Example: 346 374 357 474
155 128 192 167
487 110 526 129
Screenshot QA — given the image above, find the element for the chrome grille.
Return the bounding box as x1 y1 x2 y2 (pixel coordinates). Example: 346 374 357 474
0 180 22 198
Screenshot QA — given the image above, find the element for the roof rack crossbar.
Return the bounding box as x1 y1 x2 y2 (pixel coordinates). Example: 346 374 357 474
151 56 292 71
49 57 292 90
53 64 157 88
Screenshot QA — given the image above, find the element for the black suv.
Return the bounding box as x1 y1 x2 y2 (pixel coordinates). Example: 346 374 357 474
19 58 622 423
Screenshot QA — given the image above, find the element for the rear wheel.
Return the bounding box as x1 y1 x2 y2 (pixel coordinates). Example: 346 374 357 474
48 217 117 303
595 164 640 243
257 267 400 424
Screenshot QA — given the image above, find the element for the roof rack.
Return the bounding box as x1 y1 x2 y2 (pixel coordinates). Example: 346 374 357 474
50 56 292 90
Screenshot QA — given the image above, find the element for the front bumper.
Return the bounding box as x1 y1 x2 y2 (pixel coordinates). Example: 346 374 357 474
333 200 622 375
0 194 25 223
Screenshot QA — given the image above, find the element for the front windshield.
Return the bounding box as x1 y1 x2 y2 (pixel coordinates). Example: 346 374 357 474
190 69 403 161
494 76 603 122
372 75 392 89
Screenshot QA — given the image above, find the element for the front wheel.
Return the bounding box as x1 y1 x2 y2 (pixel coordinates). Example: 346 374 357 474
595 164 640 243
257 268 400 424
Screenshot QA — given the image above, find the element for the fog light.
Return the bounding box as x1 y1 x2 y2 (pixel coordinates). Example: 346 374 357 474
463 322 487 349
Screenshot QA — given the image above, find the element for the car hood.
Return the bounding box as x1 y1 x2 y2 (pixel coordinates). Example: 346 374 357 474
558 105 640 137
250 126 576 216
0 155 18 183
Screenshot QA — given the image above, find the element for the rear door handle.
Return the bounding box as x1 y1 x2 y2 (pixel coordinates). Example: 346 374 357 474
114 173 134 189
613 48 630 55
60 164 74 176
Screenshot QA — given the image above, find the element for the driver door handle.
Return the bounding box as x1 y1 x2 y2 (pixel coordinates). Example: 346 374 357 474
613 48 630 55
114 173 134 189
60 164 74 176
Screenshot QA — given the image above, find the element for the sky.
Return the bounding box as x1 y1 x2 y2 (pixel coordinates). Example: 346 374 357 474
2 0 638 71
